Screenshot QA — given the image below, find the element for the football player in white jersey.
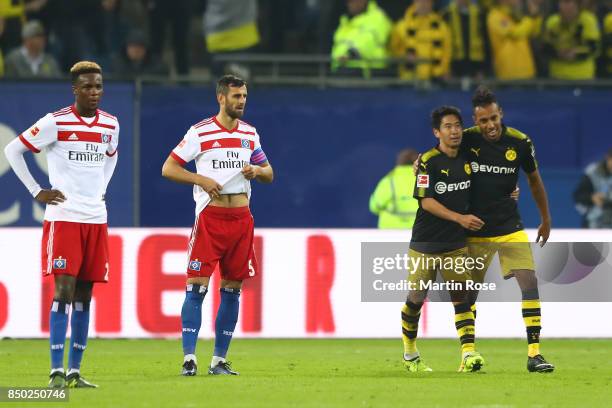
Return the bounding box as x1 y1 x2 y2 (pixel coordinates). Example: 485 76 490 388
162 75 273 376
3 61 119 388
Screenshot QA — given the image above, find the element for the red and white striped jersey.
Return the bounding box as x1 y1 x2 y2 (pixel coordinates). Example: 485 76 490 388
171 116 268 215
19 105 120 223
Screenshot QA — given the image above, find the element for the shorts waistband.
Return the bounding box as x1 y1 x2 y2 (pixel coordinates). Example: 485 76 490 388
202 205 251 219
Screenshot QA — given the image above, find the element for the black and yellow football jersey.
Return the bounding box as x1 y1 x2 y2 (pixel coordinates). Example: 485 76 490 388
461 125 538 237
410 146 472 254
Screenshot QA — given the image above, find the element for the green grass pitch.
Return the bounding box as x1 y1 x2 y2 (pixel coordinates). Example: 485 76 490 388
0 338 610 408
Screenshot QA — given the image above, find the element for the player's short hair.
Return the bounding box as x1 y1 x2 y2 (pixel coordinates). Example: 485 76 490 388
70 61 102 84
472 85 497 108
431 106 463 130
216 74 247 95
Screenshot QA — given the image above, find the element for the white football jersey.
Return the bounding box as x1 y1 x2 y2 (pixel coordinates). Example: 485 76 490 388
19 105 120 223
171 116 268 215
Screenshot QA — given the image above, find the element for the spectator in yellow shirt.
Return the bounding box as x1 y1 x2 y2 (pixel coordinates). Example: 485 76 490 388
603 8 612 77
0 0 47 55
0 16 4 77
487 0 542 80
542 0 600 80
390 0 452 81
443 0 488 78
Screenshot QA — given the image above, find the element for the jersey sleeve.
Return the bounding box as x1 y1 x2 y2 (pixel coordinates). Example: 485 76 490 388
170 126 200 166
520 137 538 173
413 159 437 199
250 130 268 165
18 113 57 153
106 122 119 157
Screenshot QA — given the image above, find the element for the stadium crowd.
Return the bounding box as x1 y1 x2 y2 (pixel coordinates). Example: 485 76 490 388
0 0 611 80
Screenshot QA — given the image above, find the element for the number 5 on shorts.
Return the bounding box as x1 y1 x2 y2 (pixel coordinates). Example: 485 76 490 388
248 259 255 277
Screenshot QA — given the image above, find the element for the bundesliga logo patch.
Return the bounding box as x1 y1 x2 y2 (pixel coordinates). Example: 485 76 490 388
189 260 202 271
417 174 429 188
30 126 40 137
241 139 250 148
53 258 67 269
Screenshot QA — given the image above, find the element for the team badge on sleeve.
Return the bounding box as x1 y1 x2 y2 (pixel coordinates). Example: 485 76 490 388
241 139 250 148
177 139 187 149
53 258 67 270
188 260 202 271
102 134 112 143
417 174 430 188
30 126 40 137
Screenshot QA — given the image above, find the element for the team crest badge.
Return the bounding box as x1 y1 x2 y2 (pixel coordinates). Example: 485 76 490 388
189 260 202 271
464 163 471 175
30 126 40 137
505 148 517 161
416 174 429 188
241 139 250 148
102 134 112 143
53 257 67 269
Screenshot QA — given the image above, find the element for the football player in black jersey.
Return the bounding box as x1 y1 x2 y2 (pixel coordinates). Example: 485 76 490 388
403 106 485 373
462 86 554 373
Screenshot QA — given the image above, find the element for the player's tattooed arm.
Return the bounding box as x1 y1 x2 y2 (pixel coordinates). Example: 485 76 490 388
421 198 484 231
526 170 551 246
162 155 222 198
242 162 274 183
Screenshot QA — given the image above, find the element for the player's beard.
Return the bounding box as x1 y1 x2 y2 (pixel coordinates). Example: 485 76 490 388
225 104 244 120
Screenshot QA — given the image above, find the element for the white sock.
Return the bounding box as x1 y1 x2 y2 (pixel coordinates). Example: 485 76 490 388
404 352 420 361
66 368 80 376
184 354 197 363
50 368 64 376
211 355 225 367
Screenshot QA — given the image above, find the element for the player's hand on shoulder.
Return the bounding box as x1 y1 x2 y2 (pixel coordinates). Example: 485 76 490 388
241 164 260 180
35 189 66 205
457 214 484 231
196 175 222 199
413 154 422 175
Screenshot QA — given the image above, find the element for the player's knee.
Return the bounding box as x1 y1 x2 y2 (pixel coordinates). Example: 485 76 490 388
220 280 242 290
53 276 75 302
449 290 469 304
73 281 93 303
514 269 538 290
187 277 210 287
467 290 479 305
408 290 427 304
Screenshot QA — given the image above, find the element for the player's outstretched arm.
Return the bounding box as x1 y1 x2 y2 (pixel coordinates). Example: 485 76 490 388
242 162 274 183
421 198 484 231
3 138 66 205
161 155 223 198
526 170 551 246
